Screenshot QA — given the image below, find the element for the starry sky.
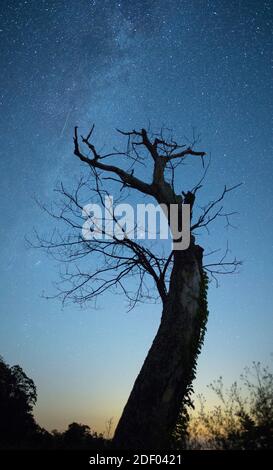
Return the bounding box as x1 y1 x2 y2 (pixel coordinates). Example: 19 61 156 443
0 0 273 434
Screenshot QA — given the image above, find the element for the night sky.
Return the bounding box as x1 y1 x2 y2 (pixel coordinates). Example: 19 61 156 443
1 0 273 434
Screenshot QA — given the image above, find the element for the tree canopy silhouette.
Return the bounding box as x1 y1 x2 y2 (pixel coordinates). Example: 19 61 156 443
0 356 38 448
34 125 241 449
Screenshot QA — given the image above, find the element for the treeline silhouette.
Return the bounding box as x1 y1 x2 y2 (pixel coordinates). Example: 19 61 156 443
0 356 106 450
0 355 272 450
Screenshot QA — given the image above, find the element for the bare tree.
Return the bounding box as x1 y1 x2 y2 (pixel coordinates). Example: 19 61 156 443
34 125 241 449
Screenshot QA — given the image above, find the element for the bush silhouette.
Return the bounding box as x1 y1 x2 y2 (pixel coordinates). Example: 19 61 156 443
185 362 273 449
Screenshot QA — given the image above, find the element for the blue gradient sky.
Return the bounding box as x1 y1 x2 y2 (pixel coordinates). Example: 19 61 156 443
0 0 273 433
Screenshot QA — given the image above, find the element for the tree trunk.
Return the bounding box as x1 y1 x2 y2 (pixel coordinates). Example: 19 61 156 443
113 242 207 449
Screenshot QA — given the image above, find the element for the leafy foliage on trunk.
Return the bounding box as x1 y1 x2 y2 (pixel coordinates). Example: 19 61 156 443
172 270 209 448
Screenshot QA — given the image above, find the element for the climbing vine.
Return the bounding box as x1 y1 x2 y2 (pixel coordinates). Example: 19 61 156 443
172 269 209 448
